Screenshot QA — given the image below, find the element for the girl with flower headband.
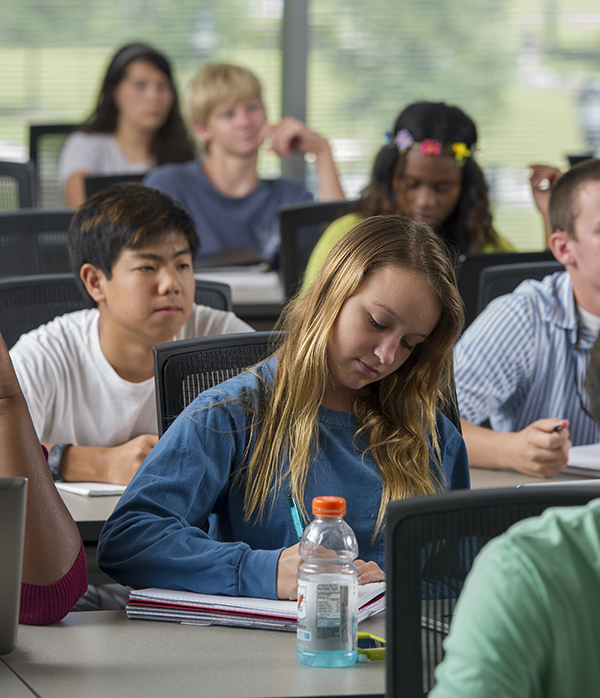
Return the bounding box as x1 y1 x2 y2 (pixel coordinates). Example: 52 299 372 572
304 101 514 289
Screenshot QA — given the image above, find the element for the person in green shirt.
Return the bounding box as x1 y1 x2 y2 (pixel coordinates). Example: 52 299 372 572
431 498 600 698
304 101 514 290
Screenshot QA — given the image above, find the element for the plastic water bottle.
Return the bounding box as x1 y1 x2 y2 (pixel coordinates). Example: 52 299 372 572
296 496 359 667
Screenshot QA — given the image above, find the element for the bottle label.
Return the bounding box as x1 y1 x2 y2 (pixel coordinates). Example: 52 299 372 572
296 578 357 651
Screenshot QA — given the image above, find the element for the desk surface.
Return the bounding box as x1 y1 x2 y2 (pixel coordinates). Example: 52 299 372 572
469 466 594 489
58 490 120 543
2 611 385 698
0 661 32 697
195 268 285 330
195 268 284 306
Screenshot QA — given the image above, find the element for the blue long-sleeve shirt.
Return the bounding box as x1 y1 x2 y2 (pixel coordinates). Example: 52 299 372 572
98 359 469 599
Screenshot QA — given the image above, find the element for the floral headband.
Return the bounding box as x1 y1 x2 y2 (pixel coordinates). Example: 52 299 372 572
385 128 475 166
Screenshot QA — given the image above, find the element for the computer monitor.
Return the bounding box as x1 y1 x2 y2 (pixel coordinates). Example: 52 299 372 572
0 477 27 655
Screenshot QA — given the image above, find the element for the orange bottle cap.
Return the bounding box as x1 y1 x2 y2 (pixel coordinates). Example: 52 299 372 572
312 496 346 516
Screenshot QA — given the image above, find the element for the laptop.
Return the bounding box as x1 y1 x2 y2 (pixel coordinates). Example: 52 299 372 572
0 477 27 655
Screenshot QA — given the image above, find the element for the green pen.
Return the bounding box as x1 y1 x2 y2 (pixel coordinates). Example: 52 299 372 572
286 494 304 541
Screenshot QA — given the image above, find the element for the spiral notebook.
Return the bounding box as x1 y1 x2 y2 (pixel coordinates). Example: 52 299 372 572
55 482 126 496
565 443 600 477
126 582 386 632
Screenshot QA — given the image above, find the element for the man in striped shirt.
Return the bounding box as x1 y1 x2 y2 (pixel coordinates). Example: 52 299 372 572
455 159 600 476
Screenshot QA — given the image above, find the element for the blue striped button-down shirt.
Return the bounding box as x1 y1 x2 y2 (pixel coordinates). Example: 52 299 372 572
455 271 599 446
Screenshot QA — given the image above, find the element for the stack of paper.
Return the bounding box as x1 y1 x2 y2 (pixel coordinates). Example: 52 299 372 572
55 482 126 496
565 443 600 477
127 583 386 632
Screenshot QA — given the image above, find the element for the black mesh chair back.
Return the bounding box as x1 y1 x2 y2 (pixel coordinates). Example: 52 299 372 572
29 124 78 208
84 173 145 200
0 161 37 211
0 275 232 349
385 485 600 697
194 280 232 311
0 209 75 278
0 274 93 348
153 331 285 436
456 250 555 330
278 199 352 300
153 328 460 439
478 260 564 315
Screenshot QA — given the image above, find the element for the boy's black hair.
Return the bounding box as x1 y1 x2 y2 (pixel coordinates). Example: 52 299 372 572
67 182 200 303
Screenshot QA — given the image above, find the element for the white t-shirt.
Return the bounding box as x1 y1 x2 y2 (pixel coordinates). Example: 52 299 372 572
578 305 600 338
59 132 154 183
10 305 252 446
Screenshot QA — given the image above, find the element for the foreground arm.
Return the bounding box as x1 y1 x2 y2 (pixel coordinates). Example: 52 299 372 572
98 388 284 599
454 293 563 476
0 335 86 623
461 418 570 477
269 116 344 201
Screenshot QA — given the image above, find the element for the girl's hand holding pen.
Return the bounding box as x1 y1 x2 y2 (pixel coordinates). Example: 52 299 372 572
276 545 386 600
284 494 385 589
276 543 302 600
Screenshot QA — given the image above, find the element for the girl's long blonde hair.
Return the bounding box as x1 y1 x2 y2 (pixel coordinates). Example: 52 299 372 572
242 215 464 534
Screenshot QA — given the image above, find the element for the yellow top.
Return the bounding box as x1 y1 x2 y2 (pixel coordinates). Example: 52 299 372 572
302 212 516 291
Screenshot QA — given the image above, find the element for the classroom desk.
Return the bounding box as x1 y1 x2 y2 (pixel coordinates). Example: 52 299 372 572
58 490 121 544
1 611 386 698
195 268 285 331
469 467 595 489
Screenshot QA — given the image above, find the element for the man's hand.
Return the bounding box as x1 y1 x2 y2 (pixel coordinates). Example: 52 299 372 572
268 116 328 159
507 418 571 477
103 434 159 485
267 116 344 200
58 434 159 485
462 417 571 477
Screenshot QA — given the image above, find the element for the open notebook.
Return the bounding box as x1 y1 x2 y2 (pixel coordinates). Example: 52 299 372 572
55 482 126 496
127 582 386 632
565 443 600 477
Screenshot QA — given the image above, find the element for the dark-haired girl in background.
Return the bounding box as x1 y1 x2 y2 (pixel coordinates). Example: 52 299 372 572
304 101 514 289
60 43 196 208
